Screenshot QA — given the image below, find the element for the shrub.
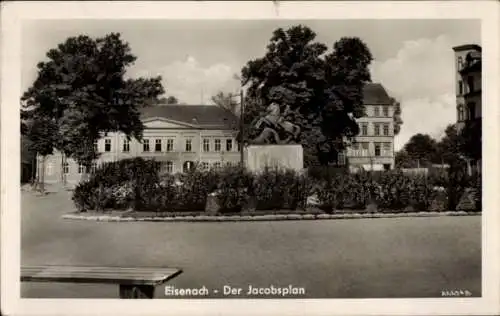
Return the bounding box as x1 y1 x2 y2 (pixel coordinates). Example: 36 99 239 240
173 169 216 212
74 157 476 214
252 167 309 210
215 165 253 213
72 158 161 212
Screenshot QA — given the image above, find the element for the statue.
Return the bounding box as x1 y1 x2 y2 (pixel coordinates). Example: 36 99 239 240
249 102 301 144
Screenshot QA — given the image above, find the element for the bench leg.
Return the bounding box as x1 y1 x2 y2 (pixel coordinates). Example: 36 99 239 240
119 285 155 299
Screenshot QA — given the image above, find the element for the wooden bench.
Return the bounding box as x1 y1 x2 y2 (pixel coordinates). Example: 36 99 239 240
21 265 183 298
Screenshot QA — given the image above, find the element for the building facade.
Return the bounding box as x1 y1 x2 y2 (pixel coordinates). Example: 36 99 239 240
38 105 240 185
452 44 482 174
37 83 396 184
345 83 395 171
453 44 482 130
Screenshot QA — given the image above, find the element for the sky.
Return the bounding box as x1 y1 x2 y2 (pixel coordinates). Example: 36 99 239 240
22 19 480 150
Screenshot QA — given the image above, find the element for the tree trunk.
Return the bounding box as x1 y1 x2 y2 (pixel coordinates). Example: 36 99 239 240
39 156 45 194
31 154 37 188
61 154 67 186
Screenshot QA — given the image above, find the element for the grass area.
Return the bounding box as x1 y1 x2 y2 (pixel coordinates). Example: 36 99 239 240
21 189 481 298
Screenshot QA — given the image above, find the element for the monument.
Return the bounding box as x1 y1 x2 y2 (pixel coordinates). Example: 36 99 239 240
244 102 304 172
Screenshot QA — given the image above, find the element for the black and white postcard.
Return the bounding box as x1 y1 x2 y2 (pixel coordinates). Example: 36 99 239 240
1 1 499 316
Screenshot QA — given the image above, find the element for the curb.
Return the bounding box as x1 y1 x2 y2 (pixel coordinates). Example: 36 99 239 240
62 211 480 222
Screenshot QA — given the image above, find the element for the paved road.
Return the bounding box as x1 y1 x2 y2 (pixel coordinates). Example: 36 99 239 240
21 189 481 298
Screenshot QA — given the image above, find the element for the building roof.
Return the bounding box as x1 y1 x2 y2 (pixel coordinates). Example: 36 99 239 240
140 105 238 129
140 83 391 128
362 83 392 105
452 44 482 52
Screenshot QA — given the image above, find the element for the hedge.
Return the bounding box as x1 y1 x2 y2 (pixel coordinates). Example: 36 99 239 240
72 158 481 214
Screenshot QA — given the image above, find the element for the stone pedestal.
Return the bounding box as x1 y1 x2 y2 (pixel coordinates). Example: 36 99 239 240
244 144 304 173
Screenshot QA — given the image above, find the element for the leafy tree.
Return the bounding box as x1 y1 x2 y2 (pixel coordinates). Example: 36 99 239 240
21 33 164 183
241 25 373 166
21 116 58 192
459 118 481 162
159 95 179 104
211 91 239 115
390 97 403 135
435 124 463 165
403 133 437 167
21 135 37 184
395 150 414 168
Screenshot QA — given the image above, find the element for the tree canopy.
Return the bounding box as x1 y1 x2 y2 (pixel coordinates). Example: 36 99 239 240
21 33 164 169
211 91 239 115
159 96 179 104
403 133 438 166
241 25 373 166
396 122 480 169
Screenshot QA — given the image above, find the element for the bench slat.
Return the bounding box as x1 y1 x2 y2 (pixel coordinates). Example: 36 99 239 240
21 266 182 286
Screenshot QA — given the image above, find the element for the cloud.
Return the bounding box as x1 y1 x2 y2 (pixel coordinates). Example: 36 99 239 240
371 35 458 150
131 55 240 105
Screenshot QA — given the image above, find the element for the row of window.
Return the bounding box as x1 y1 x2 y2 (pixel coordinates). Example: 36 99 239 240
97 138 238 153
46 162 98 176
457 102 477 122
365 105 391 117
349 142 392 157
359 123 392 136
160 161 237 173
45 160 237 176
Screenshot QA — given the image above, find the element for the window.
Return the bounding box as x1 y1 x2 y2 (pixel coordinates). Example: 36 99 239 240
123 138 130 152
46 163 54 176
352 143 359 150
91 162 98 174
201 162 209 170
213 162 222 169
458 80 463 95
185 139 192 152
361 142 369 150
374 124 380 136
458 105 465 121
155 139 162 152
383 142 391 151
164 161 173 174
166 139 174 152
214 139 221 152
203 139 210 152
457 56 463 69
467 102 476 120
467 76 474 93
374 107 380 116
78 164 85 174
143 139 150 152
237 142 241 152
104 139 111 152
361 124 368 136
93 140 98 153
383 124 390 136
383 106 389 117
226 139 233 152
183 161 194 172
63 162 69 174
374 143 381 157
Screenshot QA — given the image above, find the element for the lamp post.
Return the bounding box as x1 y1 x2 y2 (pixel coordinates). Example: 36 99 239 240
239 89 245 166
231 73 245 167
228 89 245 167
